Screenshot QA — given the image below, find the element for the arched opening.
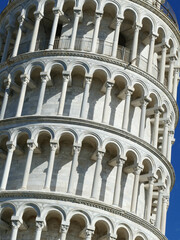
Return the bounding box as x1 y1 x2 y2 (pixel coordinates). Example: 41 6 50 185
116 227 129 240
92 220 109 239
66 214 87 239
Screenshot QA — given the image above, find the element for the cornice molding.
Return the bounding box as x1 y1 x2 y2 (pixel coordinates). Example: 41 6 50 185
0 190 168 240
0 115 175 189
0 50 178 126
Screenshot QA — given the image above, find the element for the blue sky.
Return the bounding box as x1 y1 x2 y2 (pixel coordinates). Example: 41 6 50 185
0 0 180 239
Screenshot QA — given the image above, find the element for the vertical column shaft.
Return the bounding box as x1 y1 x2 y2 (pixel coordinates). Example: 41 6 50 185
122 88 133 130
152 109 160 148
1 25 13 62
69 9 81 50
159 45 167 84
36 72 50 115
67 145 81 193
34 221 44 240
168 57 175 92
162 120 169 156
21 140 37 189
111 18 123 58
102 82 113 124
145 177 155 221
166 131 174 162
0 141 16 190
155 187 164 229
139 99 149 139
172 68 179 100
131 166 143 213
113 158 126 205
12 16 25 57
131 25 141 64
10 220 21 240
48 8 61 50
29 12 43 52
91 151 104 199
44 141 58 190
57 72 70 115
16 74 29 117
80 76 92 118
60 225 69 240
160 196 169 234
147 34 156 74
91 12 102 53
85 229 94 240
0 78 11 120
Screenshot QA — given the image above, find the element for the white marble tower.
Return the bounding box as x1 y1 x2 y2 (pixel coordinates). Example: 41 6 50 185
0 0 179 239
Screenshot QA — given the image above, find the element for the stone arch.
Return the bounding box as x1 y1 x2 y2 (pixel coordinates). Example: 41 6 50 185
112 72 132 87
41 205 66 221
32 126 55 142
39 0 57 14
66 209 91 226
68 61 90 74
125 147 141 165
11 128 32 143
90 65 111 79
134 232 148 240
44 60 67 74
81 0 98 11
25 61 45 76
140 14 156 34
78 132 102 148
92 215 114 234
0 202 16 215
116 223 132 240
132 81 148 97
121 5 138 24
102 138 123 156
25 2 39 18
10 66 25 82
16 203 41 218
55 128 78 143
101 1 119 16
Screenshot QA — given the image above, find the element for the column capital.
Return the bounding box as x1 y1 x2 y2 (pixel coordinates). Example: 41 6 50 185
6 141 16 151
62 71 70 82
134 165 143 175
148 176 156 184
73 7 82 16
73 145 81 153
11 219 22 229
162 195 169 204
34 11 43 21
169 56 177 62
4 78 11 88
140 97 151 107
85 75 92 84
17 15 25 24
20 74 30 84
40 72 50 83
151 32 158 39
53 7 63 15
126 87 134 95
97 150 105 159
50 140 58 151
116 17 124 26
85 229 94 238
116 156 126 166
161 43 168 50
106 81 114 89
36 220 45 230
95 11 103 18
27 139 37 150
60 224 69 233
163 119 171 126
134 24 142 31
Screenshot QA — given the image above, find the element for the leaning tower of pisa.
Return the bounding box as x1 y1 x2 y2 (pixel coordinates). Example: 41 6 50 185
0 0 179 239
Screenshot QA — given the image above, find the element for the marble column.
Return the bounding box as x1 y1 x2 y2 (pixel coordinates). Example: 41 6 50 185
21 140 37 189
10 220 21 240
131 166 143 213
172 68 180 100
0 141 16 190
34 221 44 240
91 12 103 53
85 229 94 240
111 17 123 58
161 120 170 156
12 15 25 57
113 157 126 205
168 57 176 92
80 76 92 118
91 151 104 199
1 25 13 62
152 108 160 148
67 145 81 193
44 141 58 190
16 74 29 117
36 72 50 115
159 44 167 84
131 25 141 65
29 11 43 52
160 196 169 234
60 224 69 240
57 72 70 115
102 82 113 124
122 88 133 130
0 78 11 120
166 131 174 162
0 31 3 53
48 8 61 50
139 99 149 139
147 34 157 74
69 8 81 50
145 177 155 222
155 186 164 229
